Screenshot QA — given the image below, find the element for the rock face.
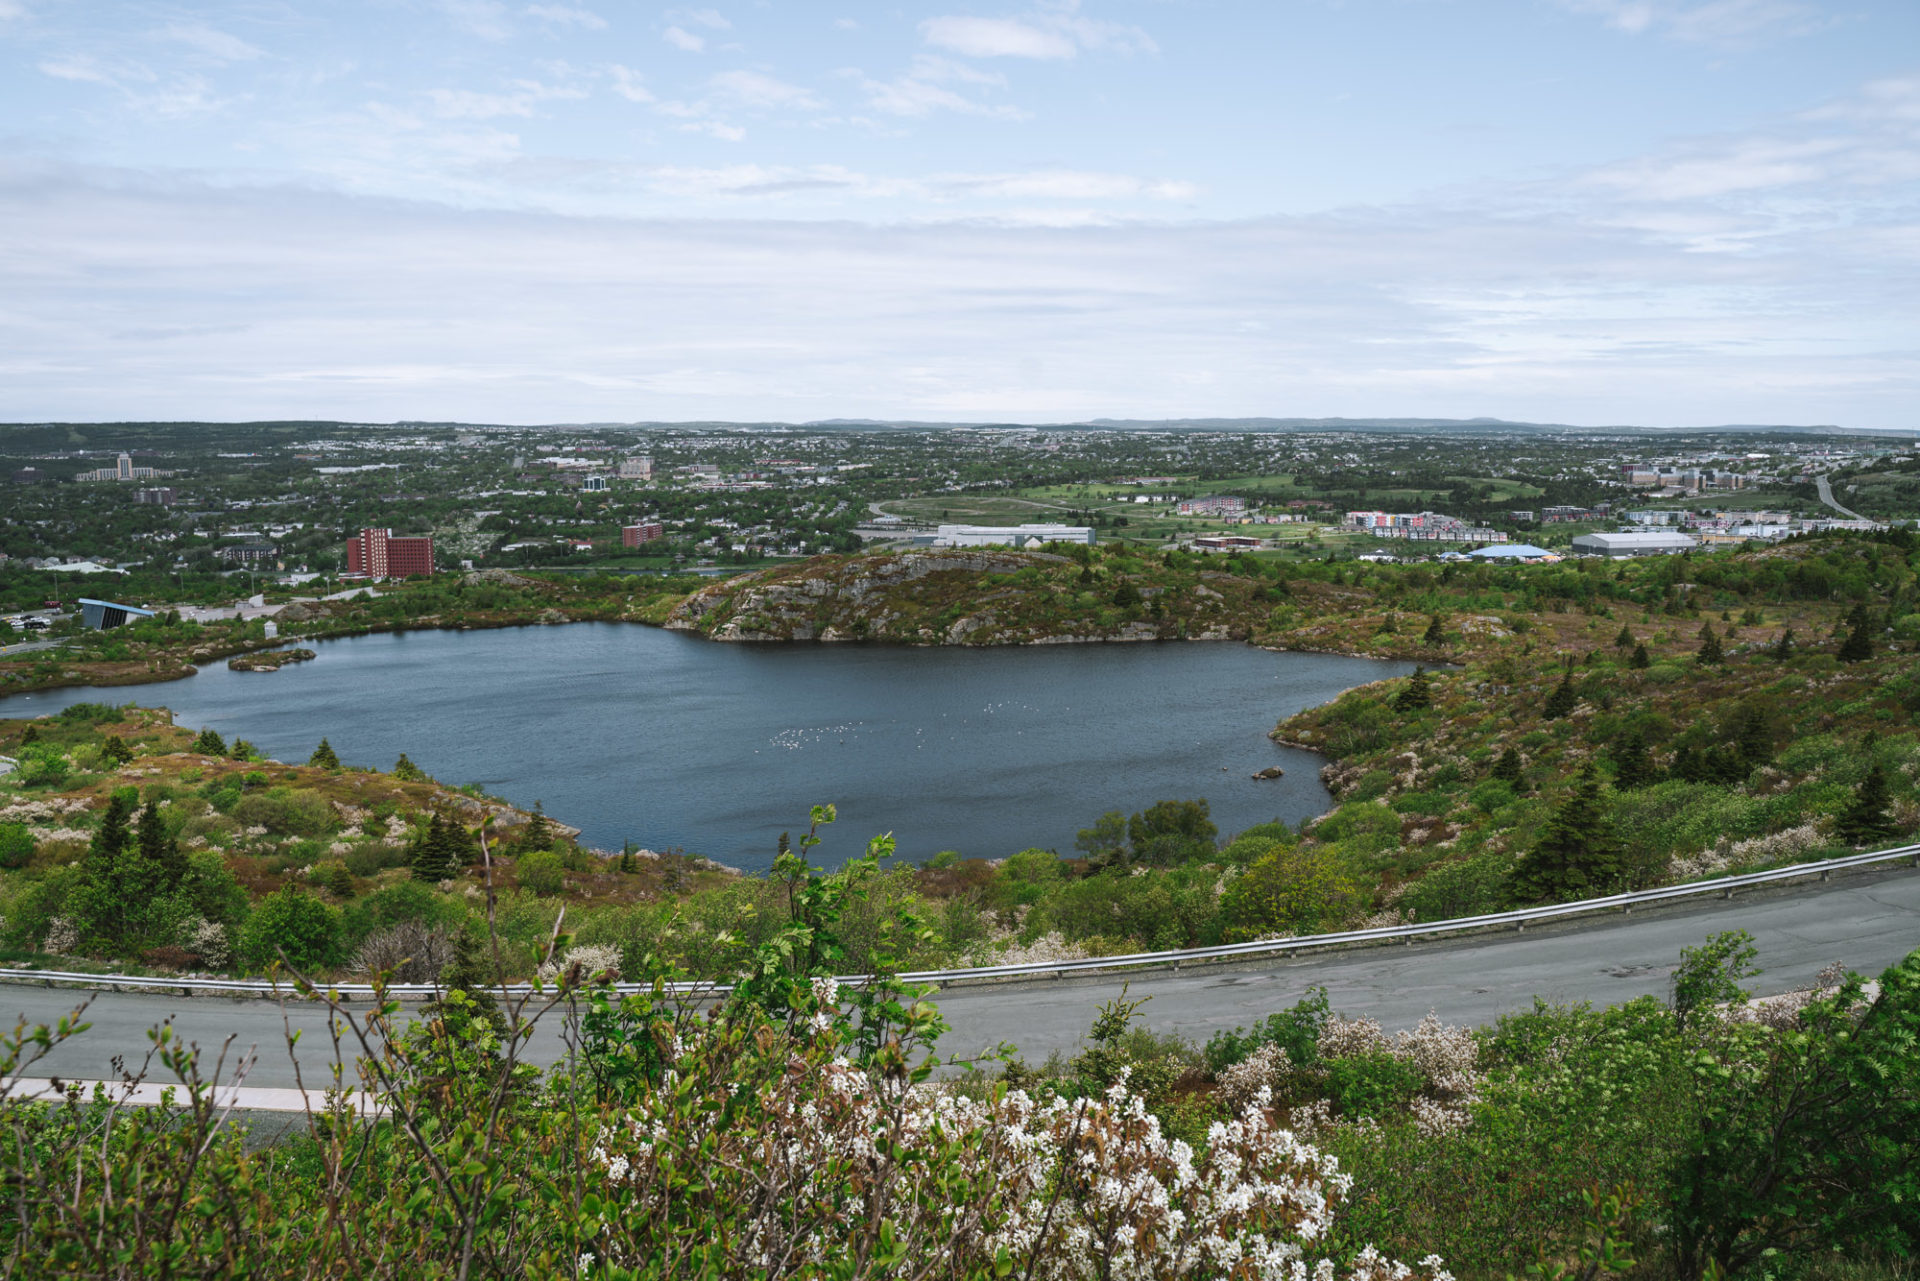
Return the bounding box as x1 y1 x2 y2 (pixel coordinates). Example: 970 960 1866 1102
666 549 1260 647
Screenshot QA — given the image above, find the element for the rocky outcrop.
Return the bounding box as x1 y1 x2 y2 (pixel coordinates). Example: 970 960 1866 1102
226 648 316 672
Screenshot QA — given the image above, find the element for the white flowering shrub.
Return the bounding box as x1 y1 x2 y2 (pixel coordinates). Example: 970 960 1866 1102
187 917 230 969
585 1006 1453 1281
536 942 622 986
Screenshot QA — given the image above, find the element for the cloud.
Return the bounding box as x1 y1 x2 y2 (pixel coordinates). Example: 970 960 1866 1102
0 1 27 19
436 0 514 41
709 69 821 110
921 16 1077 60
5 164 1913 428
158 22 265 62
671 8 731 29
607 65 654 103
920 2 1156 60
525 5 607 30
860 56 1024 119
424 79 589 120
1554 0 1825 46
934 170 1197 201
37 53 227 118
662 25 704 51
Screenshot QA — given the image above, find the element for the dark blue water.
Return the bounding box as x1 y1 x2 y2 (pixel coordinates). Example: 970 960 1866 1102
1 627 1415 870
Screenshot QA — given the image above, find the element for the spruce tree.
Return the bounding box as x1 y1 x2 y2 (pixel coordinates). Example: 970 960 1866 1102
101 736 134 766
136 799 186 885
87 793 134 874
1422 614 1447 648
393 753 428 782
1731 703 1772 769
192 727 226 756
1509 767 1624 902
1491 748 1524 788
1835 762 1898 846
1614 623 1633 648
1392 666 1433 712
308 738 340 769
1612 730 1652 791
1542 672 1578 720
411 814 456 882
521 801 552 852
1772 627 1795 660
1837 607 1874 663
1629 643 1650 670
1696 622 1724 665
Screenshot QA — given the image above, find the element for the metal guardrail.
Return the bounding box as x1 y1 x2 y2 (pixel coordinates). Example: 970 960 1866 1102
2 842 1915 1001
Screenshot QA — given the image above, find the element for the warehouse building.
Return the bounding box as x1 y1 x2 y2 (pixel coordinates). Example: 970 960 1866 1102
1571 531 1699 559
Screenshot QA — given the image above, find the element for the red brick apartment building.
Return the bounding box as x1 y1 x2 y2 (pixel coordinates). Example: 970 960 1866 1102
345 528 435 579
622 522 665 548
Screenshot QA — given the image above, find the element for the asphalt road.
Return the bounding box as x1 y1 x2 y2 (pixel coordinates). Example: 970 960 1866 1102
1813 474 1868 522
6 868 1917 1090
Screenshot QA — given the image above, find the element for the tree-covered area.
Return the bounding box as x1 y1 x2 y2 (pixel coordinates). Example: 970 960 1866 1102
0 813 1913 1280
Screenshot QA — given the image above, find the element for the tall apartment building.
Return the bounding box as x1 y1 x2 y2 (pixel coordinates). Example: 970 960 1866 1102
618 455 653 480
345 527 435 579
132 487 177 506
79 452 172 482
622 522 665 547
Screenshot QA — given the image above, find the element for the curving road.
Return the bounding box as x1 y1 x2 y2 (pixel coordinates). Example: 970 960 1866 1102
1813 474 1867 521
5 868 1917 1092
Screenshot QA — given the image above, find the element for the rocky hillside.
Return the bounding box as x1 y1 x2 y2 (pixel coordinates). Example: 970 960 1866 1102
665 548 1275 645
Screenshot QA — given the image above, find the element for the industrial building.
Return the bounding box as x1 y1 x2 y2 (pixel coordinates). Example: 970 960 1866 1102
79 598 157 630
1571 531 1699 558
345 528 435 579
934 524 1096 548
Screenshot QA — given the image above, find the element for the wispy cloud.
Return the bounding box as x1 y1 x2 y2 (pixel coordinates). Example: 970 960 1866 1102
662 25 705 52
435 0 513 41
1553 0 1827 46
859 56 1024 119
921 2 1155 60
524 5 607 31
157 22 264 62
709 69 821 110
424 78 588 120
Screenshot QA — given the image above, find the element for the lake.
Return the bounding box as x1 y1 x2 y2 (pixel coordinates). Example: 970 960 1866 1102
0 626 1416 871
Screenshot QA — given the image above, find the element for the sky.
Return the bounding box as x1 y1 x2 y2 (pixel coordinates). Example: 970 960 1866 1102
2 0 1917 428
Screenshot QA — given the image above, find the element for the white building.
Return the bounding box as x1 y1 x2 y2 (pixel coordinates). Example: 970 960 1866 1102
1571 531 1699 558
618 455 653 480
934 523 1096 548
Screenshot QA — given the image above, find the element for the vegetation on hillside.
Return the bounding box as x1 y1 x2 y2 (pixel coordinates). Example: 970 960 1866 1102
0 814 1913 1279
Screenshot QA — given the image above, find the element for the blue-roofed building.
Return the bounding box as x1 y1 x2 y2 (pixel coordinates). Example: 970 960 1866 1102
78 598 157 630
1468 544 1559 562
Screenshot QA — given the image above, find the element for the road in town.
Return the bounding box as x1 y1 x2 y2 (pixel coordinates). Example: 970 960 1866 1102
4 868 1916 1093
1813 474 1868 521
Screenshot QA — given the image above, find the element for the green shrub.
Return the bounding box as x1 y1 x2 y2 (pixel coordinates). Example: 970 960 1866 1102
237 887 339 973
517 850 564 897
232 788 337 838
0 824 35 870
1324 1050 1423 1118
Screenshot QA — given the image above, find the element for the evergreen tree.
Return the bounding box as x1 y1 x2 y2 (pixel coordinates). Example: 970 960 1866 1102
1612 730 1652 791
1112 582 1142 610
393 753 429 782
308 738 340 769
618 839 637 874
1491 748 1524 788
1731 703 1773 769
1772 627 1796 660
101 736 134 766
411 814 458 882
192 727 226 756
1838 607 1874 663
1542 672 1578 720
1422 614 1447 648
1509 767 1624 902
1392 666 1433 712
1835 762 1898 846
230 739 257 762
1696 622 1724 666
1629 643 1651 670
136 799 186 885
521 801 552 851
86 793 134 874
1614 623 1633 648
